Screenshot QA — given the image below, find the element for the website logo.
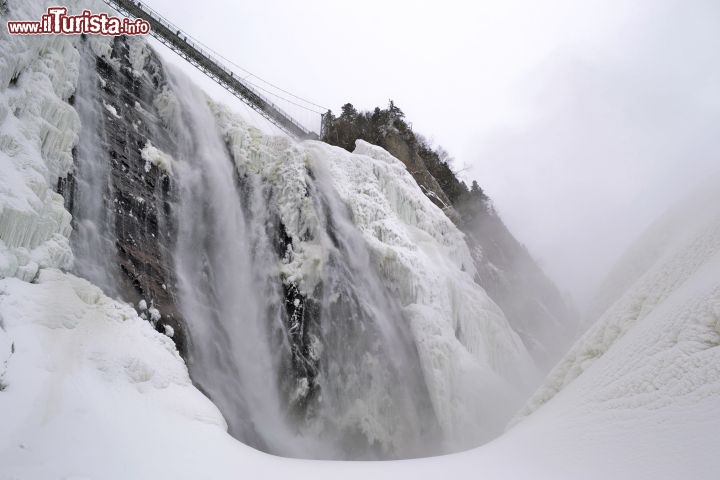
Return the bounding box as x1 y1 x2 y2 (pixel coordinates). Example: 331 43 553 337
7 7 150 35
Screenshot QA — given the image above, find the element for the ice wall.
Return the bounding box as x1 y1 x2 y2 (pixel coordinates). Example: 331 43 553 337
0 9 76 279
0 1 112 281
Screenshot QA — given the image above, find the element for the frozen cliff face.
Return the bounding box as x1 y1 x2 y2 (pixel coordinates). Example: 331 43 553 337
0 1 83 281
0 0 182 344
459 206 576 369
74 32 186 354
210 97 536 455
329 120 575 369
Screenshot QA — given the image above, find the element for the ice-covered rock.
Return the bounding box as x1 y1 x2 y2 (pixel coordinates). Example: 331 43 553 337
141 141 174 173
212 102 536 450
0 1 114 281
0 25 77 278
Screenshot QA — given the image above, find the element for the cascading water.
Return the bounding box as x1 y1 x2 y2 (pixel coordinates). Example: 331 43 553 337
298 160 440 458
164 69 303 457
0 2 578 470
64 35 535 461
70 40 120 297
162 65 441 459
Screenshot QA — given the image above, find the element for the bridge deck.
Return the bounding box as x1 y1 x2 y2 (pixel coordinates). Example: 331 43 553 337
103 0 319 140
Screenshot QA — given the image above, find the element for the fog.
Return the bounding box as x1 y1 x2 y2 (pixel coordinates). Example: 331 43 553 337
146 0 720 310
471 1 720 308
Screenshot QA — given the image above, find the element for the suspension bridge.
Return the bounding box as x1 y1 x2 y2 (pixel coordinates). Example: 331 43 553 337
102 0 326 140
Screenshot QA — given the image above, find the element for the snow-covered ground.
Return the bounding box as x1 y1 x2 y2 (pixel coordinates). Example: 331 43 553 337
1 176 718 478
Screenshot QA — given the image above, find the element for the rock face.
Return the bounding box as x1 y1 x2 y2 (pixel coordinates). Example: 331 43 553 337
380 131 456 213
62 35 186 356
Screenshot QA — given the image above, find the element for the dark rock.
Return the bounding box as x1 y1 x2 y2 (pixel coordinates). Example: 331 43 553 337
63 36 187 357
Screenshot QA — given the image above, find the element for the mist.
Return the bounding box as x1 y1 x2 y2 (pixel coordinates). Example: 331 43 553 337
469 0 720 309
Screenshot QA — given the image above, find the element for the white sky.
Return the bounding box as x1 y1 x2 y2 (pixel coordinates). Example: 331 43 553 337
144 0 720 309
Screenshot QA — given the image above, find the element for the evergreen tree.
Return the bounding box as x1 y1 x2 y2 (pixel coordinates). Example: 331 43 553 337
340 103 358 121
321 100 488 220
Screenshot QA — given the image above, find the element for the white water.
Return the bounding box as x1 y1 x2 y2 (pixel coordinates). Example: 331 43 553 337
164 69 302 456
294 151 439 458
152 59 538 458
165 66 439 459
70 40 119 296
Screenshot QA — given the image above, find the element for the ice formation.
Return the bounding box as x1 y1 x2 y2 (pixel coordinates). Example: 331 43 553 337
0 0 113 282
210 98 536 452
0 10 77 280
141 141 174 173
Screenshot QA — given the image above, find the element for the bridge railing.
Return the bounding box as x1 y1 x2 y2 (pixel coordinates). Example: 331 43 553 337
103 0 320 140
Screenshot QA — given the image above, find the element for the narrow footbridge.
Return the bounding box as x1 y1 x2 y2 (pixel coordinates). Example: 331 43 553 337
103 0 321 140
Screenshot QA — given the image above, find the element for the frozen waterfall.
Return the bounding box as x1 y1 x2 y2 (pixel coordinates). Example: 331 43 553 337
44 34 536 460
165 66 439 459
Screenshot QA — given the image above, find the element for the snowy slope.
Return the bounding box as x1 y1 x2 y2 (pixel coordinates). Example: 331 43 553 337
495 177 720 478
0 269 236 478
515 178 720 421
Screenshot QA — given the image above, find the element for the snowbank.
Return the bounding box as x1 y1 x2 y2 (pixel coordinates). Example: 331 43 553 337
0 269 236 478
494 177 720 478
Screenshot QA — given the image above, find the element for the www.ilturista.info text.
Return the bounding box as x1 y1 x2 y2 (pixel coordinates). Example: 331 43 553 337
7 7 150 35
